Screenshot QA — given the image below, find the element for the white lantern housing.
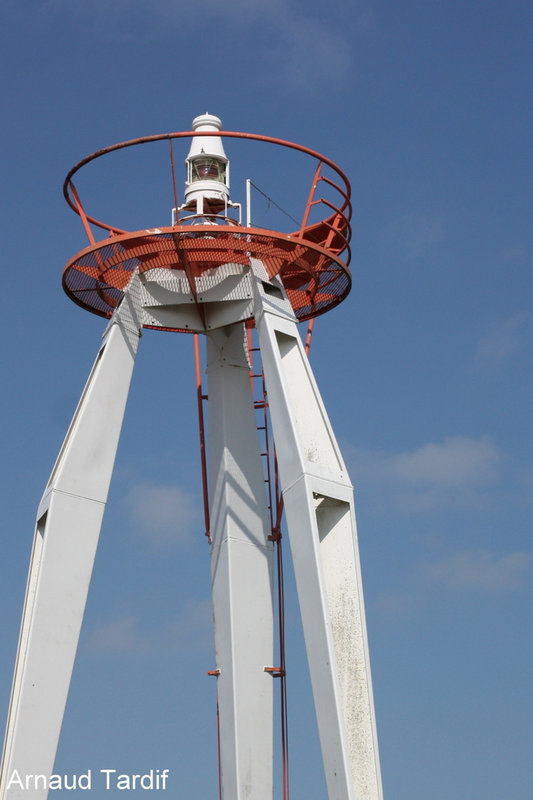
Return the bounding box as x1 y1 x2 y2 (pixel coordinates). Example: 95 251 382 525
183 113 230 215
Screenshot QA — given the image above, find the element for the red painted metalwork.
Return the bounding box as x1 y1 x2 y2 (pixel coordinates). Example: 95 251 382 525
63 224 350 326
304 319 315 355
69 183 97 246
61 128 352 327
194 334 210 542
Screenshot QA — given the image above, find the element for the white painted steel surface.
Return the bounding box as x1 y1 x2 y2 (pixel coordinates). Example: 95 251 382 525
252 274 383 800
1 258 383 800
0 278 143 800
183 113 230 213
206 323 274 800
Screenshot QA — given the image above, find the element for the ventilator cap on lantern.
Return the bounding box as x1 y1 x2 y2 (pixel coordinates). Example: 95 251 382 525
183 113 230 214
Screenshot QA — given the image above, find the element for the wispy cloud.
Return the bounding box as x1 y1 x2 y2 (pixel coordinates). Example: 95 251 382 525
375 591 417 619
166 598 213 647
124 482 200 547
421 549 533 592
349 435 502 512
88 598 213 654
33 0 360 90
474 311 532 371
384 436 500 488
88 616 148 653
377 548 532 620
279 17 354 91
388 210 446 260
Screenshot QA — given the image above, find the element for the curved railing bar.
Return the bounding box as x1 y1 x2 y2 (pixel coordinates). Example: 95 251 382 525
62 130 351 244
315 174 353 220
310 198 353 247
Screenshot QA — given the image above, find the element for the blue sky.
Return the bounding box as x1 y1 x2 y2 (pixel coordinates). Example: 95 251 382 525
1 1 532 798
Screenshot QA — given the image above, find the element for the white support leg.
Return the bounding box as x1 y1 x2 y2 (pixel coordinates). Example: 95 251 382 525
0 277 143 800
252 275 383 800
206 323 274 800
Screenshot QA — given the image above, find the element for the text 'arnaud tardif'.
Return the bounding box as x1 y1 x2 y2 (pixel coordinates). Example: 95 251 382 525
6 769 170 791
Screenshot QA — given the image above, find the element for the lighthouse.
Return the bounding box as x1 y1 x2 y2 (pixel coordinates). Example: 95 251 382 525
1 115 383 800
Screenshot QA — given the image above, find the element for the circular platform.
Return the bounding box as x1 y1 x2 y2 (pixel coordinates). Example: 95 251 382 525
62 129 353 331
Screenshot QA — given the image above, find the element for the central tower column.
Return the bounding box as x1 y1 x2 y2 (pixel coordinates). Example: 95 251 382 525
206 323 274 799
